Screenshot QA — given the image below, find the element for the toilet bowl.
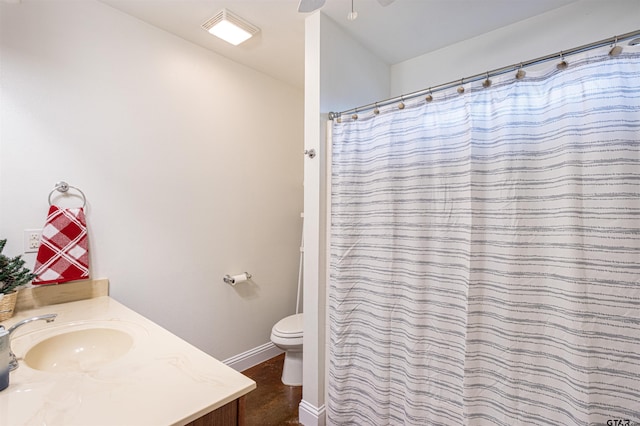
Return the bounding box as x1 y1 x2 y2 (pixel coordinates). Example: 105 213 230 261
270 313 303 386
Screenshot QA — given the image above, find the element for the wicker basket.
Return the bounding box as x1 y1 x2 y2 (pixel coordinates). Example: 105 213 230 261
0 291 18 321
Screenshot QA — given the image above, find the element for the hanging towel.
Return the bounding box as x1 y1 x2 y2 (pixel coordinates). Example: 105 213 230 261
33 205 89 285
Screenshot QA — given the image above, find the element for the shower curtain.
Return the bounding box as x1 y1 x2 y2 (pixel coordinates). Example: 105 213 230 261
329 47 640 425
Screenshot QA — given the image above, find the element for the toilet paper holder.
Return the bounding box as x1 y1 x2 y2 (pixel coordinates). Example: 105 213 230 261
223 272 252 285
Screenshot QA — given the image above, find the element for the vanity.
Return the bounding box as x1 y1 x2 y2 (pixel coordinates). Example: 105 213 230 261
0 279 256 425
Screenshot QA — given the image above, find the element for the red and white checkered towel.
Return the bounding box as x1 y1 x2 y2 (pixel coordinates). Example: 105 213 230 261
33 205 89 285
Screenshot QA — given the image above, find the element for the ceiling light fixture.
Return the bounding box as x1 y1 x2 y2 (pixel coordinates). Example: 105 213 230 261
202 9 260 46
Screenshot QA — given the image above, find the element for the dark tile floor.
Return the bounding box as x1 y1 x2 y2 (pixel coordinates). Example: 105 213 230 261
242 354 303 426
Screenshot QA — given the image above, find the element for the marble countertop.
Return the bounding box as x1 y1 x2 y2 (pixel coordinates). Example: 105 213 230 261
0 296 256 425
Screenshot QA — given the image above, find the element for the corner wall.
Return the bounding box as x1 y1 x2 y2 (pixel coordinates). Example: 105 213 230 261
301 11 389 426
0 0 303 360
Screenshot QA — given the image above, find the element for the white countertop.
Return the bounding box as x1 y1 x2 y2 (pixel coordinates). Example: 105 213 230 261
0 296 256 425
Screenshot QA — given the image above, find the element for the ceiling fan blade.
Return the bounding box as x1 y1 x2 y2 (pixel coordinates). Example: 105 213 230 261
376 0 396 6
298 0 326 13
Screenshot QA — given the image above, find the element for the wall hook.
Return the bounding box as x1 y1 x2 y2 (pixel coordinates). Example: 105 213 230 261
304 149 316 159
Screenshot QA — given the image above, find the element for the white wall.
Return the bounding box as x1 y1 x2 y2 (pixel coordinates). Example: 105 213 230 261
0 0 303 361
301 11 389 425
391 0 640 96
318 14 391 113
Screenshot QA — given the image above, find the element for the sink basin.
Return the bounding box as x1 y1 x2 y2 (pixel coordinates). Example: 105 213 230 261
24 328 134 373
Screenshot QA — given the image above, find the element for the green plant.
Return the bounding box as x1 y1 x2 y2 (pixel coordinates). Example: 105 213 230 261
0 239 36 295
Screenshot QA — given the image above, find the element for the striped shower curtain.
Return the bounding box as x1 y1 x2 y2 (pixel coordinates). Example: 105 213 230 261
329 47 640 425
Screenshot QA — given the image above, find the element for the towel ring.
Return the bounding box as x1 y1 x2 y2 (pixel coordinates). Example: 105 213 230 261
48 181 87 208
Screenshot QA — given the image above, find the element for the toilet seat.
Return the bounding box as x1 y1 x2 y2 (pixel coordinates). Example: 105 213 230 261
271 313 303 339
270 313 303 386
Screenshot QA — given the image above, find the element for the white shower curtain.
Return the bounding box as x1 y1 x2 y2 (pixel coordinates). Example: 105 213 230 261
329 46 640 425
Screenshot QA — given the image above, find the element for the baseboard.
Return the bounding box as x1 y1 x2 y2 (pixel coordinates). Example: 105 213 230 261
299 399 326 426
222 341 283 372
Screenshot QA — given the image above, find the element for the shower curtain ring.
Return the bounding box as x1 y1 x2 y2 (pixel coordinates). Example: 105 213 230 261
373 103 380 115
516 63 526 80
425 88 433 103
457 79 465 94
398 96 405 110
352 108 358 120
557 51 568 70
610 35 623 56
482 72 492 88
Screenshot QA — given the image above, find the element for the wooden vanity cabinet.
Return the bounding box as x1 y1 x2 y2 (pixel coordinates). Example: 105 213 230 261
185 395 246 426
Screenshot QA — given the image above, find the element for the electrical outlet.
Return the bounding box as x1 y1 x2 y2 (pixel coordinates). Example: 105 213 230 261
24 229 42 253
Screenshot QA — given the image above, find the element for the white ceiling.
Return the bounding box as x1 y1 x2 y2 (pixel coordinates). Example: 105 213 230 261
100 0 578 89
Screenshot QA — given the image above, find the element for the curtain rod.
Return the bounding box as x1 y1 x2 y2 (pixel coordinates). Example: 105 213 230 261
329 29 640 120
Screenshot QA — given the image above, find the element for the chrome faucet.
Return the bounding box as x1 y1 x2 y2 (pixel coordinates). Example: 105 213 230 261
3 313 57 371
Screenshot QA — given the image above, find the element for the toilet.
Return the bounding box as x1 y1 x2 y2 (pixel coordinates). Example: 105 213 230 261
270 313 303 386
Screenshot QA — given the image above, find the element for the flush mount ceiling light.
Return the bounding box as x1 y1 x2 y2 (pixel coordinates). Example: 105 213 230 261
202 9 260 46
